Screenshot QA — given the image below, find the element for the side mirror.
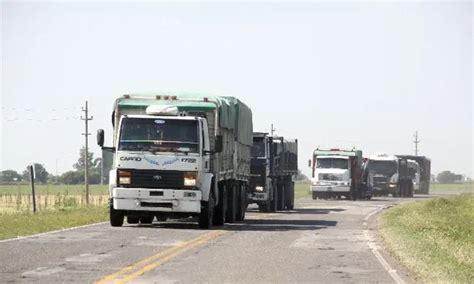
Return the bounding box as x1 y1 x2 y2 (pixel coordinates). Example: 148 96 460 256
97 129 105 147
308 159 312 168
214 135 223 153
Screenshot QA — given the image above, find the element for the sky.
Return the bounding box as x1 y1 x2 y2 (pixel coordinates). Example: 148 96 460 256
1 0 473 178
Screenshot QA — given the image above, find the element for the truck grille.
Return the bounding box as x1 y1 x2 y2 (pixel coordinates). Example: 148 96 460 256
121 169 186 189
373 176 389 186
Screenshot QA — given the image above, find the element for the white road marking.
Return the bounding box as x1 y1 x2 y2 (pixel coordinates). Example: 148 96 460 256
0 222 108 244
363 206 405 284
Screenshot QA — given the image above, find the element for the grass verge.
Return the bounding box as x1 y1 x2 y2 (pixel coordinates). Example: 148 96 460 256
430 182 473 194
0 206 108 241
379 194 474 283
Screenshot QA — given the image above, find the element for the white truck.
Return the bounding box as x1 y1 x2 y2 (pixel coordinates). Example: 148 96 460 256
97 92 253 229
309 148 366 200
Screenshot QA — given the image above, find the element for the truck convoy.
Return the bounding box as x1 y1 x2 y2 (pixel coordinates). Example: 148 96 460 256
248 133 298 212
310 148 371 200
97 92 253 229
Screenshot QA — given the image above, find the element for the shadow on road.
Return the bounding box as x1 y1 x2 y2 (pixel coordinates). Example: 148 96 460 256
130 216 337 232
272 208 346 215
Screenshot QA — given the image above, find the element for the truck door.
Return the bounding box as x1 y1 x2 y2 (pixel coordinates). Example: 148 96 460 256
200 119 211 173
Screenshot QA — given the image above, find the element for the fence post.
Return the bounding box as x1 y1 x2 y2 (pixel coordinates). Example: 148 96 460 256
29 165 37 213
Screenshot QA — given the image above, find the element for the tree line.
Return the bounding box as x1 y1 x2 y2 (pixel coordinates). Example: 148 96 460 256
0 147 105 185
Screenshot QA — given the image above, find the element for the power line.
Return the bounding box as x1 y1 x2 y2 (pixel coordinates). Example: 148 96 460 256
81 101 93 205
414 131 420 156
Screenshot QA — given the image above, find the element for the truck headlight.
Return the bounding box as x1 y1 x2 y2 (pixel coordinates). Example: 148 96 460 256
184 172 197 187
255 186 264 192
311 181 319 186
389 183 397 188
118 170 131 185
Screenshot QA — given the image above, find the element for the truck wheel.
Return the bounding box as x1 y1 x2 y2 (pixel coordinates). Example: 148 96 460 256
270 186 278 212
286 182 295 210
236 184 247 222
199 191 215 229
312 192 318 200
226 183 237 223
258 202 270 212
110 204 124 227
277 183 285 211
140 216 154 224
156 215 167 222
127 216 139 224
213 183 226 226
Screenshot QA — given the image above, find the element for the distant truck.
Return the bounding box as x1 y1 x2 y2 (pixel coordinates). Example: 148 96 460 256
310 148 370 200
248 133 298 212
366 153 424 197
97 92 253 229
396 155 431 194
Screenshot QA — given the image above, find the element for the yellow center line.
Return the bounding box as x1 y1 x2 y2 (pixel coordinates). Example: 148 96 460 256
96 230 226 284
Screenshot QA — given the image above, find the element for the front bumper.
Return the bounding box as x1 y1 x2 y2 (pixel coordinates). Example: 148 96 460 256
311 185 350 193
112 187 202 213
248 192 269 201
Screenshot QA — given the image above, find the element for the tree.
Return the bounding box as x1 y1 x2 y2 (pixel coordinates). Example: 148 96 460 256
436 171 462 184
69 147 102 184
0 170 22 183
22 163 49 184
73 147 97 171
59 170 83 185
295 169 309 181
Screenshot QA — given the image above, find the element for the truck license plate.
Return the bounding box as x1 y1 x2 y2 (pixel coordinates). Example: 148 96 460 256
327 186 333 191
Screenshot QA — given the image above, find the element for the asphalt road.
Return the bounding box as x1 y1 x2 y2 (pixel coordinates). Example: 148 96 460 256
0 196 424 283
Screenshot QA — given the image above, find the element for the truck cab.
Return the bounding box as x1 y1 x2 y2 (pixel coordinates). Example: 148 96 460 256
310 148 365 200
366 153 399 197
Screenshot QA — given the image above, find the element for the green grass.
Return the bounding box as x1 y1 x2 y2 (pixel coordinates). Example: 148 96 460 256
0 205 109 240
0 184 108 195
379 194 474 283
295 182 311 199
430 182 473 194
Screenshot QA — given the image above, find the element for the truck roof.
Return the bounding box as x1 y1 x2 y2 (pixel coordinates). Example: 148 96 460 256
116 92 222 112
113 92 253 146
369 153 398 161
313 148 361 157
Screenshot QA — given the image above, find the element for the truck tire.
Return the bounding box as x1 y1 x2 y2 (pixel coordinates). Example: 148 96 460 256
140 216 154 224
199 191 215 229
236 184 247 222
277 183 285 211
270 184 278 212
213 183 227 226
110 203 124 227
127 216 139 224
285 182 295 210
258 202 270 212
156 215 167 222
312 191 318 200
226 183 237 223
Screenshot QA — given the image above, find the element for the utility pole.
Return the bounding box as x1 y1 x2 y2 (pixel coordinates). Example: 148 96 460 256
414 131 420 156
81 101 93 205
270 124 276 136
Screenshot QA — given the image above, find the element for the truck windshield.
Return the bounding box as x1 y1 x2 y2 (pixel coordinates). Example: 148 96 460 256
252 138 266 157
119 118 199 153
316 158 348 169
367 160 397 175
